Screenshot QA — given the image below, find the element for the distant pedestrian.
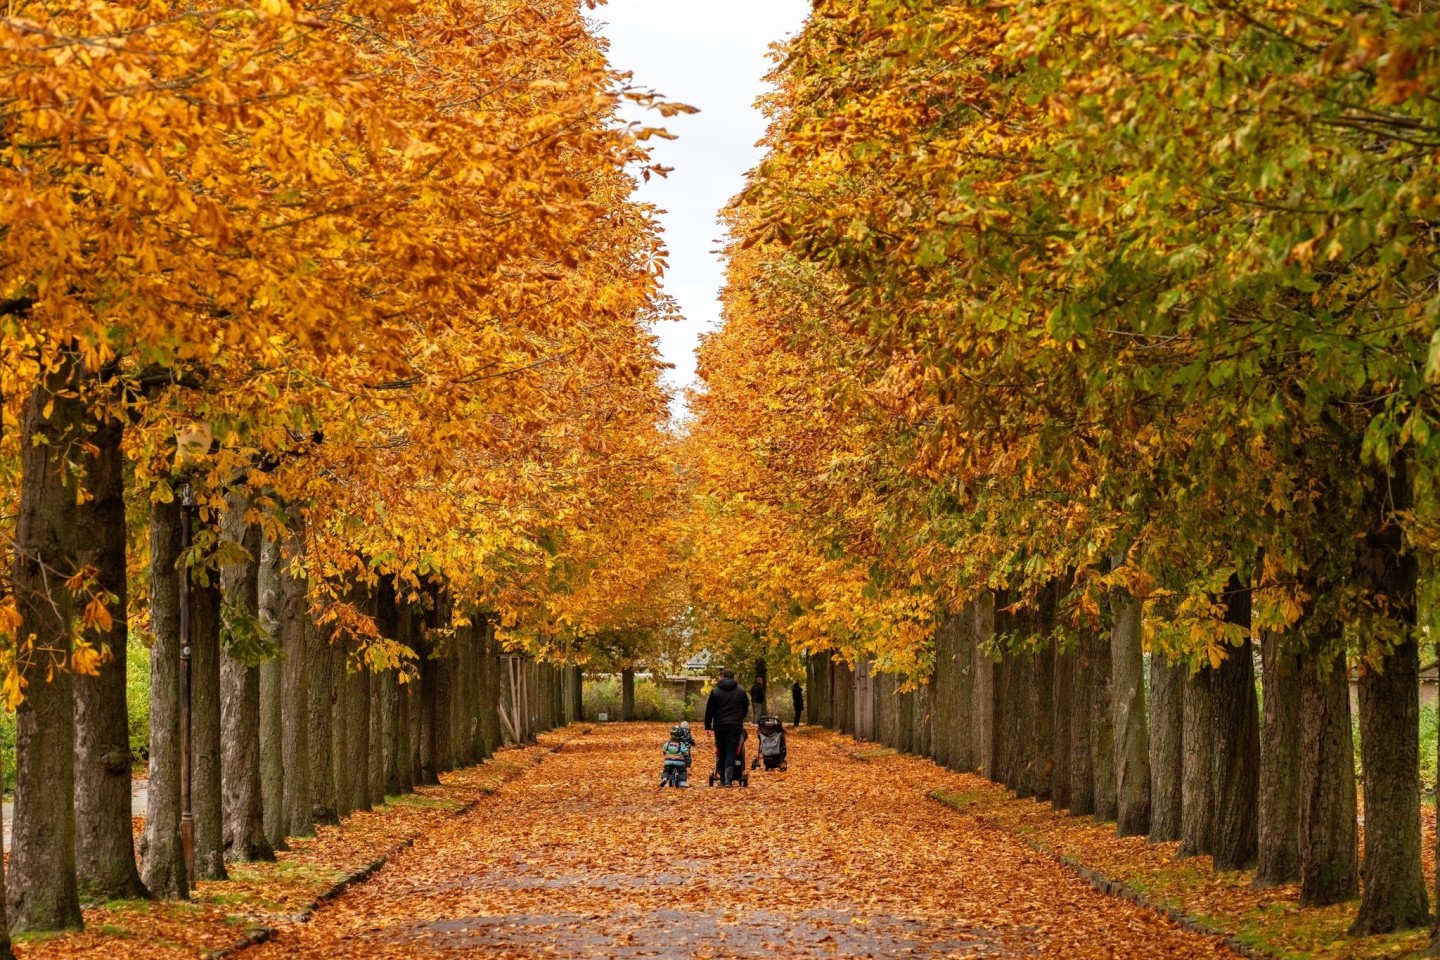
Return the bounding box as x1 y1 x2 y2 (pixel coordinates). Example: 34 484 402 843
750 674 767 724
791 681 804 728
704 668 750 787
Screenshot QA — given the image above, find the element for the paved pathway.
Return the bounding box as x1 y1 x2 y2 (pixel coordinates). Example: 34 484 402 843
247 724 1239 959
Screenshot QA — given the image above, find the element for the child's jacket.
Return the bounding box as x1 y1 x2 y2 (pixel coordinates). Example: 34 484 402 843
662 738 691 766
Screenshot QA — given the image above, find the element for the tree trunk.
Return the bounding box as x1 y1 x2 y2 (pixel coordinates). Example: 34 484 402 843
376 581 403 795
1051 644 1073 812
875 672 895 747
1298 646 1357 907
1033 592 1056 803
1212 604 1261 872
992 653 1013 788
190 571 228 880
9 353 85 929
1088 623 1117 822
306 612 336 826
621 668 636 722
419 650 439 785
383 670 402 794
1111 589 1150 837
407 667 424 788
141 496 188 899
973 592 997 779
1352 636 1428 934
368 669 385 805
952 605 976 771
1148 657 1184 843
454 622 475 768
1011 653 1038 799
330 643 350 820
257 538 287 852
479 618 502 758
913 681 932 758
571 667 584 726
1069 628 1095 816
1179 666 1215 858
219 494 271 863
929 619 952 766
74 399 147 901
434 655 454 774
1181 578 1260 870
834 661 855 735
279 532 313 839
1351 463 1428 935
1255 632 1302 887
347 660 372 811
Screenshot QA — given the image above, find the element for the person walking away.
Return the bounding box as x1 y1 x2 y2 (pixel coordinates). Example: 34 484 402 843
791 681 804 728
704 668 749 786
750 674 767 724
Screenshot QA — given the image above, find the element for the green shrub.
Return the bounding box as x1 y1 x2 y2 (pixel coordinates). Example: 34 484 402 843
127 633 151 761
583 677 685 722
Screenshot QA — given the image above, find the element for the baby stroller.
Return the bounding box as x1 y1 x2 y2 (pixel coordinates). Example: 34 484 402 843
752 715 788 771
708 727 750 787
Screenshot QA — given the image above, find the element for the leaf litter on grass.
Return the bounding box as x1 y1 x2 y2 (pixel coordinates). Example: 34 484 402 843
9 740 565 960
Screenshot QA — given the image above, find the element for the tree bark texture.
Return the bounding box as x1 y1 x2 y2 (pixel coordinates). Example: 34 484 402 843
1088 624 1117 823
219 496 271 863
305 614 336 826
1147 657 1184 843
141 496 188 899
257 537 287 852
347 660 372 811
1033 638 1056 802
419 650 439 785
834 662 855 735
1255 632 1302 887
1051 645 1073 812
9 354 85 929
1210 628 1261 870
279 534 313 838
478 617 502 758
973 592 997 780
190 571 228 880
1298 647 1357 907
368 669 386 805
331 643 350 820
74 399 147 901
1111 590 1150 837
621 667 636 722
1069 629 1095 816
1352 637 1428 934
434 655 454 774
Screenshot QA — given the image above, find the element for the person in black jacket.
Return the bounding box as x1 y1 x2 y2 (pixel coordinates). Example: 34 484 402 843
704 668 750 786
749 675 767 724
791 681 804 728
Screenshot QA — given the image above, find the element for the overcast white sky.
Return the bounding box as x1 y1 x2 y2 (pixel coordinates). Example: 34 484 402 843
592 0 811 418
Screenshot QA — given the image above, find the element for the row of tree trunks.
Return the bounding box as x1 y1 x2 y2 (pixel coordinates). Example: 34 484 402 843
2 363 581 939
803 568 1424 937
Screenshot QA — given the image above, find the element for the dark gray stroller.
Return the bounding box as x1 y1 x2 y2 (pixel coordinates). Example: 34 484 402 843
752 715 788 771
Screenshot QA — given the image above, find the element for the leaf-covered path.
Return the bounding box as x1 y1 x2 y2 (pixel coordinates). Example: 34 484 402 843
249 724 1239 960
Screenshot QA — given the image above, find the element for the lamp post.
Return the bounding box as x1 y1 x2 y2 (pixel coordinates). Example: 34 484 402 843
179 481 195 880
